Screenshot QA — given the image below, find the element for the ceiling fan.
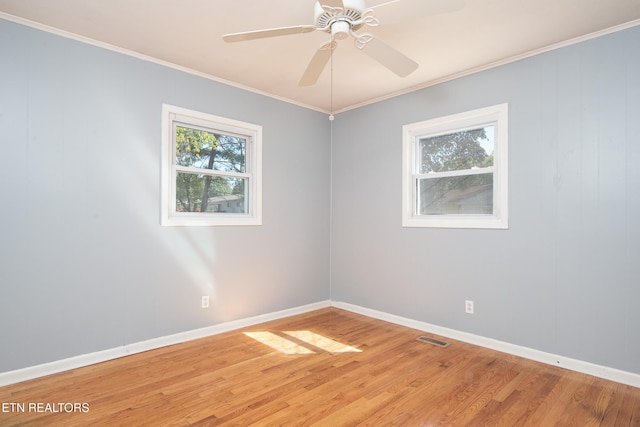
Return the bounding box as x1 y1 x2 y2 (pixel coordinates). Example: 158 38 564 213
222 0 418 87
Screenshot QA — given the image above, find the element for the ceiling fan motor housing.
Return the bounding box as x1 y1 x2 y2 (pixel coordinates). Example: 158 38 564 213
314 0 366 33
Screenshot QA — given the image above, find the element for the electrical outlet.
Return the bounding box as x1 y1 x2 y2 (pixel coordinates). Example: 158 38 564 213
465 300 474 314
201 296 210 309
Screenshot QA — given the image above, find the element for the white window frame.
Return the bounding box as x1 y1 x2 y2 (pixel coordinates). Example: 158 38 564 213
402 103 508 229
161 104 262 226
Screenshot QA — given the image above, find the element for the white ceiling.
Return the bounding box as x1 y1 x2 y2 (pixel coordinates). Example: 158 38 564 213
1 0 639 113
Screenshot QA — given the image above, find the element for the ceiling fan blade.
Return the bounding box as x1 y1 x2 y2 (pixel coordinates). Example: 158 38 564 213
368 0 401 8
373 0 465 15
320 0 345 8
360 36 418 77
223 25 316 43
298 41 336 87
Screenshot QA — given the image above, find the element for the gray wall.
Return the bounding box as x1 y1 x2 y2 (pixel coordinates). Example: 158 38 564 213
2 16 639 377
0 19 330 372
330 26 640 373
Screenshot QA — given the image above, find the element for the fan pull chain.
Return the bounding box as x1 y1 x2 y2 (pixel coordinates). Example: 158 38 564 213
329 35 335 121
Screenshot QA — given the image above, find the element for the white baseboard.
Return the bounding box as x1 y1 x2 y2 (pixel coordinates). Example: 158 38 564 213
0 300 331 387
2 300 639 389
331 301 640 389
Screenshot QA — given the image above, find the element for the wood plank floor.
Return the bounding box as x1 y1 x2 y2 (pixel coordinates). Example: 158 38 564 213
1 308 639 426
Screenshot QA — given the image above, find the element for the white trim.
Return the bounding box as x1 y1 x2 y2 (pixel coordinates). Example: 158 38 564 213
0 13 326 114
334 19 640 114
1 13 638 116
161 104 263 226
0 301 330 387
416 166 494 180
331 301 640 389
402 103 508 229
2 300 639 389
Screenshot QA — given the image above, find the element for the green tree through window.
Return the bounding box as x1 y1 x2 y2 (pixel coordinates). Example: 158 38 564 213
402 103 508 228
162 104 262 226
175 126 246 212
418 128 494 215
420 129 492 173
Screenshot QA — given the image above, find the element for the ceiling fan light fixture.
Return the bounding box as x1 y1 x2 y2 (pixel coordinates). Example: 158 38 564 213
331 20 351 40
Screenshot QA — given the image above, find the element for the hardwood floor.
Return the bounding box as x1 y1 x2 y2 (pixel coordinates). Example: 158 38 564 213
1 308 638 426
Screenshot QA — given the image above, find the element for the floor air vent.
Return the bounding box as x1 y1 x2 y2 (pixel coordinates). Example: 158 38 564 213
416 335 450 347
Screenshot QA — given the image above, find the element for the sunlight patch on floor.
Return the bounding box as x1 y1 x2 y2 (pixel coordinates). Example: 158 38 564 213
283 330 362 353
244 332 314 355
244 330 362 355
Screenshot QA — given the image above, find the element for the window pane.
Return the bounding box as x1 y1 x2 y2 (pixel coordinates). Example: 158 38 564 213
417 173 493 215
419 125 494 173
176 172 248 214
175 126 246 173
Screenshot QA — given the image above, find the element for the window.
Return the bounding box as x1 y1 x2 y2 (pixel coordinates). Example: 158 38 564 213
402 103 508 229
161 104 262 226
